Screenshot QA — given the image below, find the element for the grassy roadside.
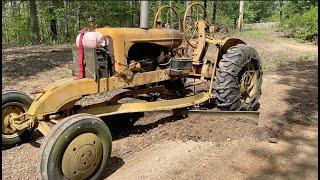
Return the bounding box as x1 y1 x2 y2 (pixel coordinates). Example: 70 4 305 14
233 28 317 71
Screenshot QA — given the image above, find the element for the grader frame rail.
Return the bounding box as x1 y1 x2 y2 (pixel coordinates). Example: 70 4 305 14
2 3 262 180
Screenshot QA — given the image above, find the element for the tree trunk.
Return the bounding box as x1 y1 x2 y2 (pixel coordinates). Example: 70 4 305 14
63 0 68 37
238 0 244 30
29 0 40 44
76 5 80 31
10 0 15 17
49 0 58 41
204 0 207 9
279 0 283 24
169 1 172 24
130 1 134 27
212 1 217 24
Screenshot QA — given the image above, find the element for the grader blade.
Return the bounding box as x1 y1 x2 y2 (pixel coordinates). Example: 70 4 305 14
78 92 211 117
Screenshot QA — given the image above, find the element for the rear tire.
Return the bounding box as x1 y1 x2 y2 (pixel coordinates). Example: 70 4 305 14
214 44 263 111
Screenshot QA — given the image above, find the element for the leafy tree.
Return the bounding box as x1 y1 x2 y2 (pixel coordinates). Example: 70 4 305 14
1 0 318 46
244 1 277 23
281 4 318 41
215 1 239 28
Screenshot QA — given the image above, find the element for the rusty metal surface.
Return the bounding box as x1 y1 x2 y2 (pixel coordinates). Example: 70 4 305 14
72 47 97 79
183 2 208 49
153 5 181 31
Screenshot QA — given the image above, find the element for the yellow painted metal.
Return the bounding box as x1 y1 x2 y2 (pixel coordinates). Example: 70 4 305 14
183 2 208 49
95 27 183 76
2 104 25 137
192 20 207 63
79 92 211 117
37 121 51 137
20 11 251 135
27 78 98 118
61 133 102 179
99 69 171 91
26 70 171 120
216 38 246 61
205 36 223 46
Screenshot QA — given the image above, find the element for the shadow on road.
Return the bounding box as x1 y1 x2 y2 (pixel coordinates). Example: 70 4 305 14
103 156 125 178
235 59 318 179
104 111 186 141
265 60 318 137
2 48 72 84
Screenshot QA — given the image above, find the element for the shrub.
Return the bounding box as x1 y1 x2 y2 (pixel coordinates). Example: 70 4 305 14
280 5 318 42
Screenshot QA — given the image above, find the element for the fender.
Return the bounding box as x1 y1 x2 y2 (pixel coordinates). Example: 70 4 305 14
27 77 98 119
201 38 246 79
215 37 246 63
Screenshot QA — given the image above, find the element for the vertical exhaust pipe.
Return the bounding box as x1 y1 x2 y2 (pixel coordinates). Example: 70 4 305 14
140 0 149 29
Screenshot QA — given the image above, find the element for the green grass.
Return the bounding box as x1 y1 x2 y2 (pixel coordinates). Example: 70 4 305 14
296 53 314 62
235 28 276 41
263 58 285 71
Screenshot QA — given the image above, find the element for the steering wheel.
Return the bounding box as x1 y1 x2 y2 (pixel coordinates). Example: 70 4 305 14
153 5 181 31
182 2 208 49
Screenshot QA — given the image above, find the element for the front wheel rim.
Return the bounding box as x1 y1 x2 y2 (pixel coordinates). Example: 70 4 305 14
2 102 27 138
61 133 103 179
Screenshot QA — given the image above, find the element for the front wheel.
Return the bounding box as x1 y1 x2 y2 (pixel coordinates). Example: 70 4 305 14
214 44 263 111
38 113 112 180
2 90 33 146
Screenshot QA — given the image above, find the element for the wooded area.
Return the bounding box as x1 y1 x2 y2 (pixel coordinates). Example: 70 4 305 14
2 0 318 46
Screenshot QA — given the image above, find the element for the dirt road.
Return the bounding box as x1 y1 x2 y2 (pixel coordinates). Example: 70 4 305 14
2 29 318 179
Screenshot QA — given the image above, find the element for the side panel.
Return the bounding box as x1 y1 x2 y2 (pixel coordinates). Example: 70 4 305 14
28 78 98 118
99 69 171 92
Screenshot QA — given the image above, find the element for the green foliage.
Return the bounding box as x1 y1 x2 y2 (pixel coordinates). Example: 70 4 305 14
2 1 31 46
215 1 239 27
280 4 318 42
297 53 314 62
237 28 275 41
2 0 318 47
263 58 285 71
244 1 277 23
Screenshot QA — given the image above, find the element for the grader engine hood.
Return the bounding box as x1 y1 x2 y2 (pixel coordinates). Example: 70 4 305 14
95 27 183 56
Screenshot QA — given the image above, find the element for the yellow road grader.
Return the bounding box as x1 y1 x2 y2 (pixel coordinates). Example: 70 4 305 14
2 3 262 179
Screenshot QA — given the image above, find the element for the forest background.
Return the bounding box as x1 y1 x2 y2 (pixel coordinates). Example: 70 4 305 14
2 0 318 47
